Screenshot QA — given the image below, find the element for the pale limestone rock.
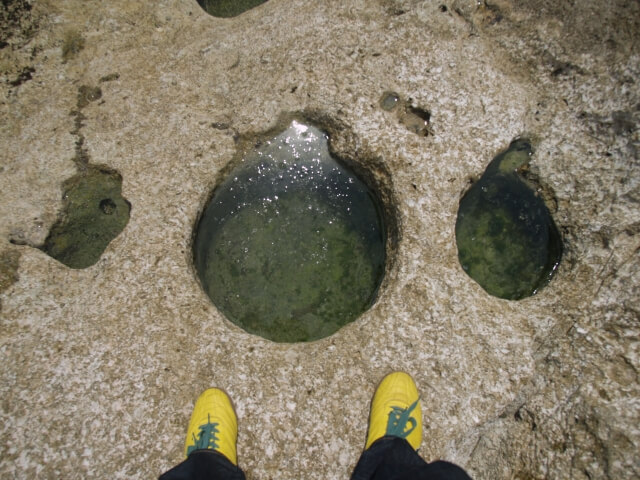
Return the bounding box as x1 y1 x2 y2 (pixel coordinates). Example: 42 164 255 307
0 0 638 479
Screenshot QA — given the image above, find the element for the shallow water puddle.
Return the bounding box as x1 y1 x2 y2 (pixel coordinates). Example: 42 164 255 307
196 0 268 17
194 121 386 342
455 139 562 300
42 166 130 269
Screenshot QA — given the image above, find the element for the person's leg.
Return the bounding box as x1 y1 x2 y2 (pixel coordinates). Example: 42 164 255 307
352 436 471 480
159 450 245 480
351 436 423 480
351 372 472 480
159 388 246 480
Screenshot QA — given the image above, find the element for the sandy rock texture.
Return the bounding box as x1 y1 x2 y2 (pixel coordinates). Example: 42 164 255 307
0 0 638 478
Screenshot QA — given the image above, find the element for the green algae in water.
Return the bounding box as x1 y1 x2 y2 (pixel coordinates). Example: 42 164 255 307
42 167 130 269
455 139 562 300
194 121 386 342
197 0 268 17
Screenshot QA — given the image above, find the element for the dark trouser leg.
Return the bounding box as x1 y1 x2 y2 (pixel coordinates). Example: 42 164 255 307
159 450 246 480
351 437 473 480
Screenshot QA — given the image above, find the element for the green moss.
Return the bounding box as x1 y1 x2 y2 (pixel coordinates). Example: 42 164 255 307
197 0 268 18
76 85 102 109
194 121 385 342
0 249 20 312
61 28 84 61
99 73 120 83
455 139 562 300
0 249 20 292
41 167 130 269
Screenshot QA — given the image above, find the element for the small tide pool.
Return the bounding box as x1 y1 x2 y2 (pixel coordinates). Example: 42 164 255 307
194 121 387 342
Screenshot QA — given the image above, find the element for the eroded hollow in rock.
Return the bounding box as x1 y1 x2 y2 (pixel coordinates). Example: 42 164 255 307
41 166 131 269
196 0 268 18
379 91 432 137
455 139 562 300
380 91 401 111
194 120 387 342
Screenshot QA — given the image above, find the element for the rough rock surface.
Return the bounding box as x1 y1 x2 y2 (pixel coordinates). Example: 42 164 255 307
0 0 638 479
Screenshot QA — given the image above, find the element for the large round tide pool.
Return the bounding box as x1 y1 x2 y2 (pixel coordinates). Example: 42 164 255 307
193 121 386 342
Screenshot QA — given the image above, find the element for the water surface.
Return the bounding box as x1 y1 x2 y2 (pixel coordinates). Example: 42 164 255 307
194 121 386 342
197 0 268 17
455 139 562 300
42 167 130 269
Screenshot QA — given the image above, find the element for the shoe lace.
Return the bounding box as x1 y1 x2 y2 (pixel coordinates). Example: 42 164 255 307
187 414 220 456
386 399 418 439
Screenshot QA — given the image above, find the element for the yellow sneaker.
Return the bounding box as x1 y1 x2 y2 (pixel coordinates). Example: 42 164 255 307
183 388 238 466
364 372 422 450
